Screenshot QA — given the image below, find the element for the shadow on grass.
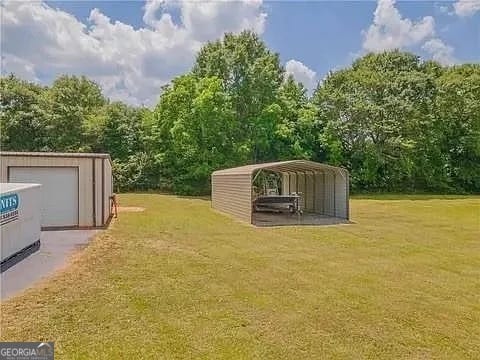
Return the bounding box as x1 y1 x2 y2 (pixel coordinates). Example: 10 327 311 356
117 191 211 202
116 191 479 202
351 194 478 200
175 195 211 202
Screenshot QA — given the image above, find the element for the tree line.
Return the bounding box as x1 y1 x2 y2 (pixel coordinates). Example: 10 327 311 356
1 31 479 194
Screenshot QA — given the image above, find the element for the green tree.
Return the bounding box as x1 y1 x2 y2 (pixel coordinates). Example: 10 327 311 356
0 75 48 151
313 51 439 191
45 75 106 151
87 102 145 160
152 75 241 194
275 75 317 160
2 46 479 195
434 64 480 192
193 31 284 162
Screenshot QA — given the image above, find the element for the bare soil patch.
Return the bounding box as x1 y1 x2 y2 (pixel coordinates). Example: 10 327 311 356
117 206 145 212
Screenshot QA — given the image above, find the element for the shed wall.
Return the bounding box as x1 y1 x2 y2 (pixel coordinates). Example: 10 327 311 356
278 170 348 218
0 154 112 227
94 157 102 226
282 173 289 194
305 173 314 211
103 159 113 224
334 170 349 219
1 156 92 226
314 172 325 213
323 171 335 217
289 172 297 195
212 174 252 223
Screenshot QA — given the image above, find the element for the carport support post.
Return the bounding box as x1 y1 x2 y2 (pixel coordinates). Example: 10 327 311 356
288 172 291 194
296 172 299 194
252 169 262 186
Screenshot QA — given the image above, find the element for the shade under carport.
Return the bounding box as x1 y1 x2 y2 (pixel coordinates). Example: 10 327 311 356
211 160 349 225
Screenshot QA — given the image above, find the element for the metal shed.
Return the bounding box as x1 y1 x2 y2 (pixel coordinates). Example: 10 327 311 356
211 160 349 226
0 152 113 229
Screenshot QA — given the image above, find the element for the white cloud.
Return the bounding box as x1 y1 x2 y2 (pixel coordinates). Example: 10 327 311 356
453 0 480 16
362 0 435 52
422 38 457 65
361 0 460 65
1 54 39 82
285 59 317 92
438 5 450 14
1 0 267 106
177 0 266 42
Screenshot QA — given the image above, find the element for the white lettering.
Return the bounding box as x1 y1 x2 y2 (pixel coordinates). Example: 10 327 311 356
0 347 38 356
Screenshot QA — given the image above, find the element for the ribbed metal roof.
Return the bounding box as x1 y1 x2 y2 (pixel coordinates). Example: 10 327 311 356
212 160 348 176
0 151 111 160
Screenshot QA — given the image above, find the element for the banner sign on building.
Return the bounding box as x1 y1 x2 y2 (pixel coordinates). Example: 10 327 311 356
0 193 19 226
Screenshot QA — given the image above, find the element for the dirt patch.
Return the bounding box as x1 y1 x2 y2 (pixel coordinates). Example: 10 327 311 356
117 206 145 212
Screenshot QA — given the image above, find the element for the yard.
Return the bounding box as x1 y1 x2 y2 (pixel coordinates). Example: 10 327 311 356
0 194 479 359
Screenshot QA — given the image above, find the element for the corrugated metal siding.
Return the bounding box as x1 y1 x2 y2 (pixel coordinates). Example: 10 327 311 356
212 174 252 223
282 173 289 195
281 172 318 212
314 172 325 214
290 173 297 194
103 159 113 224
323 171 335 217
1 155 92 226
346 172 350 219
282 173 295 195
0 154 113 227
296 173 305 209
305 173 314 211
334 170 348 219
94 158 103 226
212 160 349 224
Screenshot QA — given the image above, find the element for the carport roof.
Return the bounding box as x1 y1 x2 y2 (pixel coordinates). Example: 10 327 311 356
212 160 348 176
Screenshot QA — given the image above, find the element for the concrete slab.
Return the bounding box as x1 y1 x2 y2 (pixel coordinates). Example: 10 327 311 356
252 212 349 227
0 230 98 300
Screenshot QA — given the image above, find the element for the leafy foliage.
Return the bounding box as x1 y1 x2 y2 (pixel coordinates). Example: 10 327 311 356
152 75 242 194
1 35 478 194
0 75 48 151
45 75 106 152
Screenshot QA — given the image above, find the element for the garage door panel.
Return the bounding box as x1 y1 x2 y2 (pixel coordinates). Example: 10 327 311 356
9 167 79 227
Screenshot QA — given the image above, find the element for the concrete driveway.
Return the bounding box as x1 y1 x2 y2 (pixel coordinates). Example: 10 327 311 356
1 230 99 300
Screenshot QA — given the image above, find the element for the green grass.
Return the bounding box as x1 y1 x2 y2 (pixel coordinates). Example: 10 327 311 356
350 193 475 200
1 195 479 359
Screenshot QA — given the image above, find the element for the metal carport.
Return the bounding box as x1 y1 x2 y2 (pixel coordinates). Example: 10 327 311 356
211 160 349 226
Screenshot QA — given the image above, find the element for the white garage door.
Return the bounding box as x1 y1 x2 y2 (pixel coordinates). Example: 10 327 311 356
9 167 79 227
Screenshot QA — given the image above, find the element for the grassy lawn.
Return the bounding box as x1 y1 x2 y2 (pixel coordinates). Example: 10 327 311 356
1 194 479 359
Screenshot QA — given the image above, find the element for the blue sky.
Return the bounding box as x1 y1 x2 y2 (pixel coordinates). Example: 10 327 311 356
3 1 479 105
